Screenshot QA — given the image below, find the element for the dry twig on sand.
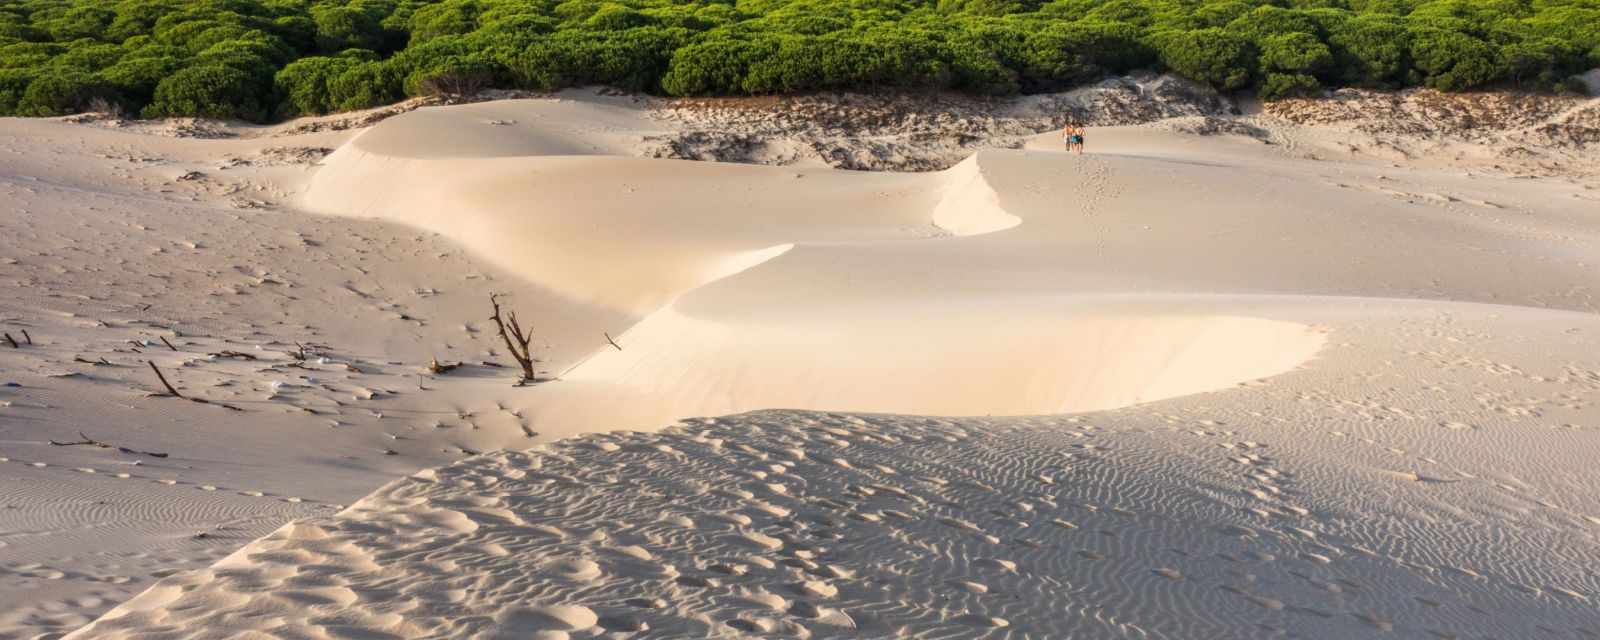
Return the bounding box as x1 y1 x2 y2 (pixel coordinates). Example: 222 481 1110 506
210 350 258 360
148 361 182 397
50 431 169 458
489 294 540 383
3 332 17 348
20 330 31 345
605 332 623 351
159 336 178 351
290 342 309 361
146 360 243 411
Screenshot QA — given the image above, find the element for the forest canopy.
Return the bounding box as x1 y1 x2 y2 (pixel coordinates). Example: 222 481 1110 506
1 0 1595 121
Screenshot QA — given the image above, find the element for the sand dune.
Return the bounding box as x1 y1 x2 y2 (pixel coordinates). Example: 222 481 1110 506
4 87 1600 639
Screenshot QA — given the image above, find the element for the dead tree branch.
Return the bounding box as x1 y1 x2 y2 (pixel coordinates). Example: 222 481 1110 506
146 360 243 411
50 431 169 458
148 361 182 397
489 294 540 383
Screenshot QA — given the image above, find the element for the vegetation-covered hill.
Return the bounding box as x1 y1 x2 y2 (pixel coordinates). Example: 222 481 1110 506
1 0 1596 121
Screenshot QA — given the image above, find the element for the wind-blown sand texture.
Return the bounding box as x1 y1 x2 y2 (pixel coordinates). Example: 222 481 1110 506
2 84 1599 638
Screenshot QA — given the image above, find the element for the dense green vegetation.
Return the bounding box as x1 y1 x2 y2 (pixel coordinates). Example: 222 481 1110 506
1 0 1595 121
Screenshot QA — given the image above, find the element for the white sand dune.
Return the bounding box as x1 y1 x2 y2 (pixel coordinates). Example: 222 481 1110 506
3 88 1599 639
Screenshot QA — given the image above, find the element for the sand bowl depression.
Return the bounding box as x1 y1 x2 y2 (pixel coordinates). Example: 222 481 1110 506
300 104 1324 426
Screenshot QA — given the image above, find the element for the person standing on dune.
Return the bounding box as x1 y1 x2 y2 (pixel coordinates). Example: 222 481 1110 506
1062 122 1086 154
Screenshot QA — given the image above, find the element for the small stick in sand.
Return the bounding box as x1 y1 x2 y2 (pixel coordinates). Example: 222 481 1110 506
159 336 178 351
605 332 623 351
145 361 243 411
148 361 183 397
3 333 17 348
291 342 308 361
21 330 31 345
50 431 169 458
209 350 257 360
488 294 540 384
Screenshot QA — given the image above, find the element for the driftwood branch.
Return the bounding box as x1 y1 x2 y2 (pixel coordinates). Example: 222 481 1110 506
50 431 169 458
21 330 31 345
159 336 178 351
489 294 540 383
146 360 243 411
3 333 17 349
209 350 257 360
148 361 182 397
604 332 623 351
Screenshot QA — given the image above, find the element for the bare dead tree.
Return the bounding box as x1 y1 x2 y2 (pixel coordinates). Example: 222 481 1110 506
489 294 539 383
50 431 169 458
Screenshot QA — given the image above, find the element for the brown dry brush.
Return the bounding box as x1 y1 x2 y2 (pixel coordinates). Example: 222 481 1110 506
489 294 540 383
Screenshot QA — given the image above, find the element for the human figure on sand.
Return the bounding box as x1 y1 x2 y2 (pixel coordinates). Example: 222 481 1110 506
1062 122 1085 154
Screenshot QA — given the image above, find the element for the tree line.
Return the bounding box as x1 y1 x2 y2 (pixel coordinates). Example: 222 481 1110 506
2 0 1595 122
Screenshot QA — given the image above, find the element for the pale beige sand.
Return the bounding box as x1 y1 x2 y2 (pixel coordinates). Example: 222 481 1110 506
1 87 1597 639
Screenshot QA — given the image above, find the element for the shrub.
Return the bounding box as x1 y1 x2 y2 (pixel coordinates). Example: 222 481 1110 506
275 55 358 115
1261 72 1323 99
661 36 771 95
1410 29 1500 90
98 54 183 106
312 5 385 52
1259 32 1334 75
18 69 113 116
1329 16 1410 86
327 61 402 111
144 64 271 120
1157 28 1256 91
0 68 40 115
